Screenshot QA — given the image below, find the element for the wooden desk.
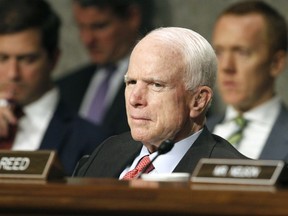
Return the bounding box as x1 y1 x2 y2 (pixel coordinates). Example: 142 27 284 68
0 177 286 215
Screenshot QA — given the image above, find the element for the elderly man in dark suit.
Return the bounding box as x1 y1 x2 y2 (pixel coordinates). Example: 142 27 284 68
75 27 248 179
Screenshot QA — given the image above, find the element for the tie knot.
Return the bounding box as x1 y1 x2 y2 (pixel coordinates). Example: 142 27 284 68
13 105 24 119
134 155 151 171
227 115 248 146
0 104 23 149
234 115 247 128
105 64 117 75
122 155 154 180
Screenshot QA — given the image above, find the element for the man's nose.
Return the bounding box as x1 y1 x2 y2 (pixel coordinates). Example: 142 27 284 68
127 84 147 107
7 60 20 80
81 28 97 46
219 53 236 74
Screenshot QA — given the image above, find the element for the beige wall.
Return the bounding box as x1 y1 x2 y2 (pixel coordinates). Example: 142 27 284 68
50 0 288 112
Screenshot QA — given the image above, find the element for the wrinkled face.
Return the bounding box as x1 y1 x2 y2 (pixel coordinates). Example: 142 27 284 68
0 28 56 105
125 37 195 147
73 3 139 65
213 14 276 112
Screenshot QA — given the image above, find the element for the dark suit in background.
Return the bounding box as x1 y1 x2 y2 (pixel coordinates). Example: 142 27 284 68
56 64 129 139
39 98 105 176
0 0 104 177
55 1 155 141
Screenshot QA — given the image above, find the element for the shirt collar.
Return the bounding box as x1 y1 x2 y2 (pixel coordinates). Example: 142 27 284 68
138 129 203 174
23 87 59 118
224 96 281 123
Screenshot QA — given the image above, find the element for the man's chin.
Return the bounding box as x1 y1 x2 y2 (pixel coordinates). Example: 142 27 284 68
223 96 245 107
130 130 149 142
89 53 108 65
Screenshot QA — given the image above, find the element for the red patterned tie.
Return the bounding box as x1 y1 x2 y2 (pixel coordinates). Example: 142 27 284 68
0 106 24 149
122 155 155 180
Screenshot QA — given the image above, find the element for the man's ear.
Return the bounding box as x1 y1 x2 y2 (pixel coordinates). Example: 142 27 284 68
189 86 213 118
270 50 286 77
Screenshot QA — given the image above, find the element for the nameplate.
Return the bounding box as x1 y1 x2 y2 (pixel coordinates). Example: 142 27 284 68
0 150 65 181
191 158 288 185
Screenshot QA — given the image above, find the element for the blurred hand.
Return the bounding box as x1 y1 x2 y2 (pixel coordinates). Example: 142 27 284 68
0 98 18 138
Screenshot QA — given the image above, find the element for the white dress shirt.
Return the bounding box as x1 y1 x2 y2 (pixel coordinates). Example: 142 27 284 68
119 130 202 179
213 96 281 159
12 88 59 151
80 56 129 119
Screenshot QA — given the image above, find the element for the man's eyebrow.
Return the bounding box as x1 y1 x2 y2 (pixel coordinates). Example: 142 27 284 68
124 75 167 83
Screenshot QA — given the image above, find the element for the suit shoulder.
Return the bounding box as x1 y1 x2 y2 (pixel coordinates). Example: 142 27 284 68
99 132 136 147
211 134 249 159
278 104 288 120
88 132 139 159
55 64 96 85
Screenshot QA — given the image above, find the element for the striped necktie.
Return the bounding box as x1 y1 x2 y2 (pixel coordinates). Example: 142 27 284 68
0 106 24 149
227 115 248 146
87 65 116 124
122 155 155 180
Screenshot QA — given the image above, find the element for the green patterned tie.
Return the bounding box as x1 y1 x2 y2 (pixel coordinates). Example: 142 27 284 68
227 115 247 146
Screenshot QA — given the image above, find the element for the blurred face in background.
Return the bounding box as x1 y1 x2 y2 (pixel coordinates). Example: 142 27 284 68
73 3 141 65
213 14 282 112
0 28 57 106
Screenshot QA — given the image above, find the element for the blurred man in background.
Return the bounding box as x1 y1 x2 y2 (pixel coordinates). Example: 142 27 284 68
207 0 288 160
57 0 155 141
0 0 103 175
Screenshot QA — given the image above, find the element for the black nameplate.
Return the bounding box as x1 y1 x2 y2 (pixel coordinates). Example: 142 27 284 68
0 150 64 181
191 158 288 185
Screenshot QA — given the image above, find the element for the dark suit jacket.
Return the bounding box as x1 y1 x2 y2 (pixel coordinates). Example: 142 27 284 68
55 64 129 138
38 99 105 176
75 127 248 178
207 104 288 161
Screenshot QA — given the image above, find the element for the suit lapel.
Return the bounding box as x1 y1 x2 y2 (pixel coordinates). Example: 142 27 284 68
108 141 142 178
40 100 73 151
84 133 143 178
76 64 97 102
207 104 288 160
174 127 216 173
259 104 288 159
101 82 128 131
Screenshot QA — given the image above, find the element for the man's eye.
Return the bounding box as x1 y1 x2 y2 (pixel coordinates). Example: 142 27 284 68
238 50 250 56
92 23 109 30
22 57 33 63
151 82 164 91
17 54 40 64
214 49 221 57
0 55 8 62
154 83 162 88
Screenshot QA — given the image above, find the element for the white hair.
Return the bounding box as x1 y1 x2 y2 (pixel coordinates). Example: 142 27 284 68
146 27 217 91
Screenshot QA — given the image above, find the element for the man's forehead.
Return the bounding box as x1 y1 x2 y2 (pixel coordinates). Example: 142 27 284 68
133 37 183 63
